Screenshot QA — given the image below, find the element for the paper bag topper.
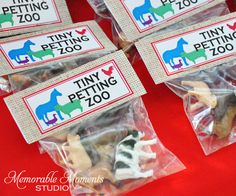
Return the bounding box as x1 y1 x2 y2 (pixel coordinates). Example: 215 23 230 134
0 21 117 76
136 13 236 84
4 51 146 144
104 0 224 42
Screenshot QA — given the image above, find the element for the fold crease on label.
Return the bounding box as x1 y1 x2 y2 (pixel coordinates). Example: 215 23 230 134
0 21 117 76
4 50 146 144
136 13 236 84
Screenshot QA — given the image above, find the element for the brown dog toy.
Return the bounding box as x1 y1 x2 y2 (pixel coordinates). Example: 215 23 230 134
73 143 116 193
213 93 236 138
62 134 92 171
213 106 236 138
89 144 116 183
182 81 236 138
182 81 217 109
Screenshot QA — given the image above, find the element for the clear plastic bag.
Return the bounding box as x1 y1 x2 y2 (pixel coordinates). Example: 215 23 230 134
39 98 185 195
0 76 11 96
87 0 109 18
0 77 11 96
166 60 236 155
8 53 107 93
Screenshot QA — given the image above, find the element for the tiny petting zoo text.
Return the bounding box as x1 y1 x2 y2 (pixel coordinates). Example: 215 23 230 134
0 26 104 69
0 0 61 31
23 61 133 133
152 17 236 75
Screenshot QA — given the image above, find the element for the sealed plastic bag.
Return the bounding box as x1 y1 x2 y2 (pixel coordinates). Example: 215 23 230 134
136 12 236 155
0 77 11 96
166 61 236 155
39 98 185 195
87 0 109 18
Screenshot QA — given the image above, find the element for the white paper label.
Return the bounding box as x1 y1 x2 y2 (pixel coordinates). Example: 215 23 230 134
0 26 104 69
152 17 236 75
23 61 133 133
0 0 61 31
121 0 211 32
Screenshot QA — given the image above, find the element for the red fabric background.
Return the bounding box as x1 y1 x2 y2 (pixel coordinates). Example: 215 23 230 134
1 1 236 195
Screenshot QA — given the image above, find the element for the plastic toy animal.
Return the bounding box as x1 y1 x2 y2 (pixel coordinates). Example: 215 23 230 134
8 40 36 63
214 105 236 138
132 0 158 24
35 89 65 125
62 134 92 171
72 144 116 193
149 3 174 19
85 145 116 184
182 81 217 109
162 38 189 67
0 13 14 28
28 49 55 60
181 49 207 64
142 15 153 26
213 93 236 138
55 99 83 118
114 131 156 180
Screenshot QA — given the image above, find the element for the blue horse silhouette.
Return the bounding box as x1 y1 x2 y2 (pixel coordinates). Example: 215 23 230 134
132 0 158 24
162 38 189 67
35 89 64 126
8 40 36 63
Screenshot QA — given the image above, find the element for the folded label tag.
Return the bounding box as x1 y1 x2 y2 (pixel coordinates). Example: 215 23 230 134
0 0 72 37
4 51 146 144
136 13 236 84
24 60 132 134
1 27 103 68
104 0 224 41
0 21 116 76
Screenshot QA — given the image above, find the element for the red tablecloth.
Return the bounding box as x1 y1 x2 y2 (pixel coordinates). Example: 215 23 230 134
1 1 236 195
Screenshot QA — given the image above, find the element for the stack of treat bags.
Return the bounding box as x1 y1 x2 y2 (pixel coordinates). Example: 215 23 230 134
1 0 236 195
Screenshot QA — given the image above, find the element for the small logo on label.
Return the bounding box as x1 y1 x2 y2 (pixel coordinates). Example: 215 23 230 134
23 61 133 133
75 29 87 35
0 0 61 31
121 0 211 32
0 26 104 69
152 18 236 75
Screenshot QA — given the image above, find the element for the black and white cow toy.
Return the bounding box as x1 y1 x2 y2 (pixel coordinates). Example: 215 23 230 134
114 131 157 180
